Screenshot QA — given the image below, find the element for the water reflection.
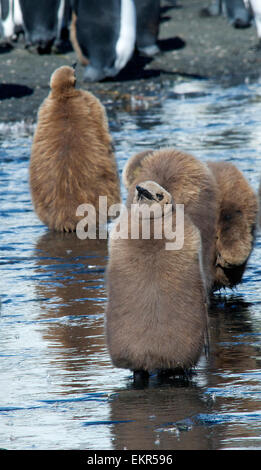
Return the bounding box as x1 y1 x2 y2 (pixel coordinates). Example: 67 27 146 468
34 231 108 317
208 295 261 376
205 296 261 449
109 383 216 450
33 232 109 392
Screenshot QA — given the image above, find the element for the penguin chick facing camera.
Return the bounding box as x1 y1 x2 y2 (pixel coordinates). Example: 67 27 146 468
105 181 208 380
122 147 219 294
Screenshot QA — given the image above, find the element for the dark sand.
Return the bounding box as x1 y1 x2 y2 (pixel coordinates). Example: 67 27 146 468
0 0 261 123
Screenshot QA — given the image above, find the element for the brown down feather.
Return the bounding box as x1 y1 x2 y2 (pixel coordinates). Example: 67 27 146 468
30 65 120 232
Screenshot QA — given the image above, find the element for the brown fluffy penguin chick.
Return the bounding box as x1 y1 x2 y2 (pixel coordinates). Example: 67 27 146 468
207 161 258 290
30 65 120 232
124 148 219 293
105 181 208 377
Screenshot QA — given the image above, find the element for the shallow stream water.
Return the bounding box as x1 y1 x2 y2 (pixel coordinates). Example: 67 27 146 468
0 77 261 450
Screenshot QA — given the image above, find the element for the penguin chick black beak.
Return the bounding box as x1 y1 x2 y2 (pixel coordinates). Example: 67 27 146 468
72 62 77 70
136 185 155 201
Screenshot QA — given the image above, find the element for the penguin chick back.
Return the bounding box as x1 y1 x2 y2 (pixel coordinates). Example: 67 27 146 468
30 66 120 232
207 160 258 289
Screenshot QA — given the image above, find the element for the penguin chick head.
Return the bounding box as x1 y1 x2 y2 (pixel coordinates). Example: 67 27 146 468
50 65 76 93
133 181 174 217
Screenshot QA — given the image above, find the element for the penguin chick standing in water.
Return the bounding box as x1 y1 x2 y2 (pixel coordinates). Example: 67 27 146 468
207 161 258 289
122 148 219 294
30 65 120 232
105 181 208 379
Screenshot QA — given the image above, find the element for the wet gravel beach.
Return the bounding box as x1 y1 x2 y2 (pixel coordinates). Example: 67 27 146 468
1 0 261 123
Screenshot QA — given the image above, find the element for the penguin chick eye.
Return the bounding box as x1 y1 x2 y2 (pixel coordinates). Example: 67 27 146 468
156 193 164 201
223 214 232 221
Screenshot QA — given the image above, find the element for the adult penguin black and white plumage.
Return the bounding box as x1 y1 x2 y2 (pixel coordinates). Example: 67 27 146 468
70 0 137 82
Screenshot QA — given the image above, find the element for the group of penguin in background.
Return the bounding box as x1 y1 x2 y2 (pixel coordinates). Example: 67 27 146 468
29 64 260 382
0 1 261 82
